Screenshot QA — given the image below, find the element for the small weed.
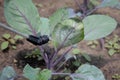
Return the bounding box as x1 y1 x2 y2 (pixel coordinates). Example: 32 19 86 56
25 48 43 61
0 33 23 51
87 40 99 49
112 74 120 80
105 35 120 56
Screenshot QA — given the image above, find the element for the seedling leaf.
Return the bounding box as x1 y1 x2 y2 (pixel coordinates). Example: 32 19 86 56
38 17 50 36
49 8 68 34
38 69 52 80
83 15 117 40
14 35 23 40
2 33 10 39
0 66 16 80
4 0 41 35
71 64 105 80
81 53 91 62
52 19 84 47
72 49 81 54
1 41 9 50
12 46 16 49
9 39 15 45
90 0 100 6
108 49 116 56
23 64 40 80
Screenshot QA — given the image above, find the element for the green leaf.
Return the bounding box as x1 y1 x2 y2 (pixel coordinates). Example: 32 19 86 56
81 53 91 62
114 3 120 9
38 17 50 36
90 45 96 49
105 44 112 49
90 0 100 6
14 35 23 40
1 41 9 50
114 43 120 49
52 19 84 47
38 69 52 80
71 64 105 80
23 64 40 80
72 49 81 54
9 39 16 44
2 33 11 39
49 8 68 34
108 49 116 56
83 15 117 40
12 46 16 49
72 60 81 67
99 0 119 8
67 8 82 18
0 66 16 80
4 0 41 36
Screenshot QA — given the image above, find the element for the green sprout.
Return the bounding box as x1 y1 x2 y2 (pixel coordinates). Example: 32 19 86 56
0 33 23 51
105 35 120 56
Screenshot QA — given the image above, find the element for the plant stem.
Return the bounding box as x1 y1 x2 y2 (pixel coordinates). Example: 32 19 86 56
52 73 71 76
55 60 67 72
86 6 99 16
38 46 49 68
99 38 105 50
51 29 74 61
83 0 89 12
53 46 73 67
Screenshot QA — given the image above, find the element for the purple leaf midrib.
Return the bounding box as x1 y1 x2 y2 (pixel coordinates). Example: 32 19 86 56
14 4 37 36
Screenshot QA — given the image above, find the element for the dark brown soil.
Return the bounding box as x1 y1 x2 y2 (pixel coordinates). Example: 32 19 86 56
0 0 120 80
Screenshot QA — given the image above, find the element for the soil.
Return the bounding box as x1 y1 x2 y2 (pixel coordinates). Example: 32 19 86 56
0 0 120 80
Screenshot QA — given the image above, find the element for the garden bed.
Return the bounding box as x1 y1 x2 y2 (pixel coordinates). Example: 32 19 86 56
0 0 120 80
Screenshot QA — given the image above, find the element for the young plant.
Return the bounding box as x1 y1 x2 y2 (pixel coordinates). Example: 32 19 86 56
3 0 118 80
25 48 43 60
105 35 120 56
74 0 120 49
112 74 120 80
87 40 99 49
0 33 23 51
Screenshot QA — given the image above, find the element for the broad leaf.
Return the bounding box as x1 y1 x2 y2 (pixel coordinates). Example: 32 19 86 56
83 15 117 40
38 69 52 80
1 41 9 50
0 66 16 80
99 0 119 8
52 19 84 47
23 64 40 80
49 8 68 34
4 0 41 36
37 17 50 36
71 64 105 80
